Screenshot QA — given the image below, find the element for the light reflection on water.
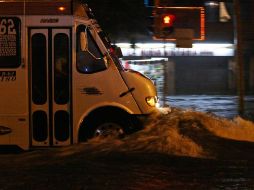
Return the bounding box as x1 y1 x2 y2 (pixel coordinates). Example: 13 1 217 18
165 95 254 119
216 177 250 190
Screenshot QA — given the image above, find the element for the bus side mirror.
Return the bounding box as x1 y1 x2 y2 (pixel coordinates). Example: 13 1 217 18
114 46 123 58
80 32 88 51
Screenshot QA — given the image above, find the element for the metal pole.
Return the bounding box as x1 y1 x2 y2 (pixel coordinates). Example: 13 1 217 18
163 38 166 106
234 0 245 115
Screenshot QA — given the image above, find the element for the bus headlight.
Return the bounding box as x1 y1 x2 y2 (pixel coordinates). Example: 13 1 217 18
146 96 158 107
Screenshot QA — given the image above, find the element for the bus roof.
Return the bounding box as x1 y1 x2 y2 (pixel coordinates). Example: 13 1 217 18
0 0 90 17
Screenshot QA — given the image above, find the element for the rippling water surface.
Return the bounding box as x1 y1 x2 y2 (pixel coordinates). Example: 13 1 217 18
166 95 254 119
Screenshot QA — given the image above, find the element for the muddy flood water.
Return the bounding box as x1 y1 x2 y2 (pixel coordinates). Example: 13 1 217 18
1 107 254 190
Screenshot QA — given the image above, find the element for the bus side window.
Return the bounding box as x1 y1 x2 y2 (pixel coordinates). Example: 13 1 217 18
76 25 107 74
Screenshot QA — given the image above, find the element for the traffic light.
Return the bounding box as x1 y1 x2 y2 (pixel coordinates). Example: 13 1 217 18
152 7 205 41
161 14 175 35
154 12 176 38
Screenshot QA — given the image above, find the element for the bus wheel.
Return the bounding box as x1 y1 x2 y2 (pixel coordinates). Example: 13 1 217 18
78 108 142 142
94 121 125 138
90 113 131 139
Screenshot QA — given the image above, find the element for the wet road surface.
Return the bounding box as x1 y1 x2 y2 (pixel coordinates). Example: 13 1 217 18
1 108 254 189
167 95 254 119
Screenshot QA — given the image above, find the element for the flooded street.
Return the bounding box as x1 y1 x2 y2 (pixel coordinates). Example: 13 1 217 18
1 107 254 189
0 0 253 189
167 95 254 119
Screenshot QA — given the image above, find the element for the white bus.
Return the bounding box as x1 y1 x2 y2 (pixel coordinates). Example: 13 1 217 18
0 0 158 150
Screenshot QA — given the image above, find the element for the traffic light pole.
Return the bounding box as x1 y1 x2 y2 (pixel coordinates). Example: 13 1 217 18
233 0 245 115
163 38 167 106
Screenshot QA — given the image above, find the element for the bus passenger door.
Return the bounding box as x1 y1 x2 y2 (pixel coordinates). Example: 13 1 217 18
29 28 72 147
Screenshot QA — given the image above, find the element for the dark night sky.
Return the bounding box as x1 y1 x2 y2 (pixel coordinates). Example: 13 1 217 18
83 0 218 42
85 0 150 42
85 0 207 42
83 0 238 43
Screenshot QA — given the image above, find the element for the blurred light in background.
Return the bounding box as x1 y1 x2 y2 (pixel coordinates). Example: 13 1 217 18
116 43 234 57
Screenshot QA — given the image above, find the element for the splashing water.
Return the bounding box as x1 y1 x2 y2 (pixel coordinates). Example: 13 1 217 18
85 107 254 158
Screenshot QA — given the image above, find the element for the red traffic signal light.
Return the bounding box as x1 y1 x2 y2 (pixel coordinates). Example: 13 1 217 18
160 14 175 35
162 14 175 26
152 7 205 40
